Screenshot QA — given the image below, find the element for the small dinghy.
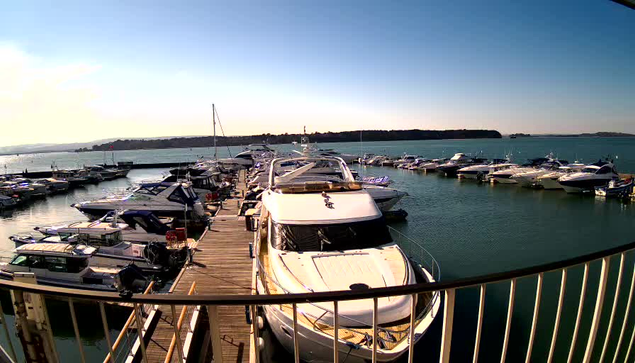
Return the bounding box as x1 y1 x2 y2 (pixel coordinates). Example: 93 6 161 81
595 179 634 198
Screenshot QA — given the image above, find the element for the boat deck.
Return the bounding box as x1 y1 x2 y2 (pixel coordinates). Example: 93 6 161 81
143 174 255 363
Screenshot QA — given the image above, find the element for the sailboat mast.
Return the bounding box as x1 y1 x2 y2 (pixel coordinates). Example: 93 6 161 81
213 104 217 160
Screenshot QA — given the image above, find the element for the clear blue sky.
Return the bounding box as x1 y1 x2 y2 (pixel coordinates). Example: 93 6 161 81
1 0 634 146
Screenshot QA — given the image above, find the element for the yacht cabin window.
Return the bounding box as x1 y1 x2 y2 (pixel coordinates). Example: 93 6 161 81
271 218 393 252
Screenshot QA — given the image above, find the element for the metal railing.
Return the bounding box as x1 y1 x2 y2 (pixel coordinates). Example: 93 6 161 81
0 241 634 362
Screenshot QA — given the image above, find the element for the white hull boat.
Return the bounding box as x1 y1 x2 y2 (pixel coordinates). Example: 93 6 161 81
558 163 620 193
255 156 440 363
73 182 206 222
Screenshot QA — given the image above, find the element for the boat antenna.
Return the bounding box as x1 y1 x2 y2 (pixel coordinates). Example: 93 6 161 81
213 104 217 160
213 105 233 158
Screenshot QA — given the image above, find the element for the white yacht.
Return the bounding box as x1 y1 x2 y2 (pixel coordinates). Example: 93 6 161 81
510 160 567 187
256 156 440 362
457 159 517 180
0 243 148 292
363 184 407 211
218 144 275 167
35 210 173 244
72 182 206 222
436 153 482 177
296 136 358 164
558 163 620 193
417 158 446 172
536 164 586 190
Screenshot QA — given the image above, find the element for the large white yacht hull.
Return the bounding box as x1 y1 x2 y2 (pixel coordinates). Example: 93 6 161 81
258 270 440 363
364 186 406 212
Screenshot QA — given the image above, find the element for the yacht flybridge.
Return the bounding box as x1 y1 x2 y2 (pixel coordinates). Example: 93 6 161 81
255 156 440 362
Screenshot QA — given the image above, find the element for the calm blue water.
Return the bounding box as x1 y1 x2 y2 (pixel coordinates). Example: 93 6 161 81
2 137 635 174
2 137 635 362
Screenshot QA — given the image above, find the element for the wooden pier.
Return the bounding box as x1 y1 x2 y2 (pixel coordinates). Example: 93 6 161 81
142 176 255 363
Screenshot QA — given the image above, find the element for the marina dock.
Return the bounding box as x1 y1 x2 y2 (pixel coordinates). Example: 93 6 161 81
142 174 255 363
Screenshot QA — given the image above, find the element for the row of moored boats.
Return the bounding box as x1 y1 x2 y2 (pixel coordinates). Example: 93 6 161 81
0 164 132 210
364 152 631 197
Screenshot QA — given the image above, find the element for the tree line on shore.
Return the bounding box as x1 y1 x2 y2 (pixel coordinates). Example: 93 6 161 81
78 129 502 152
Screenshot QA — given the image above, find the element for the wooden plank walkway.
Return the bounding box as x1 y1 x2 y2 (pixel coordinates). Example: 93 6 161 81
144 177 255 363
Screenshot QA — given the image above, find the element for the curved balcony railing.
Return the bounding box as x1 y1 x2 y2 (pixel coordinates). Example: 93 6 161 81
0 240 634 363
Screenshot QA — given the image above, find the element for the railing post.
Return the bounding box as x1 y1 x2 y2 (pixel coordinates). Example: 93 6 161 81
525 273 544 363
547 269 567 363
292 303 300 363
600 253 625 363
500 278 516 363
568 262 590 363
373 297 378 363
68 298 86 363
439 289 455 363
333 301 339 363
208 305 224 363
582 257 610 363
0 295 17 362
99 302 116 363
408 293 417 363
134 303 149 363
170 304 185 363
612 262 635 363
473 285 486 363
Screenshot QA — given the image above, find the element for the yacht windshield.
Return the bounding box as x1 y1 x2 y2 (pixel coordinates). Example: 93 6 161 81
272 218 393 252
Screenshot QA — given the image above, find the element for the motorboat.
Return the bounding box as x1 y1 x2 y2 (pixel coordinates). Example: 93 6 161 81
35 210 174 244
217 144 276 168
457 159 517 180
255 156 440 362
511 160 568 188
52 169 89 187
253 158 406 211
37 178 70 194
0 243 148 292
416 158 445 172
0 181 35 201
0 195 17 209
296 136 358 164
595 179 634 198
72 181 206 222
536 164 586 190
10 233 188 273
10 178 48 197
394 154 418 168
558 162 620 193
364 184 407 211
437 153 485 177
86 165 119 181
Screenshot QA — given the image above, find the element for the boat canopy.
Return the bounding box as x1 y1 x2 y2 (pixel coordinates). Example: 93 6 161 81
120 210 171 235
263 189 381 225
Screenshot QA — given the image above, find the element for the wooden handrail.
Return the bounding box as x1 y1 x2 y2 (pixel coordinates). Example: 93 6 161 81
164 282 197 363
103 281 155 363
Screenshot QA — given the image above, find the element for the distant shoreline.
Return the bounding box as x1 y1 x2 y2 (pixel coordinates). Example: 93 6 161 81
77 129 502 152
